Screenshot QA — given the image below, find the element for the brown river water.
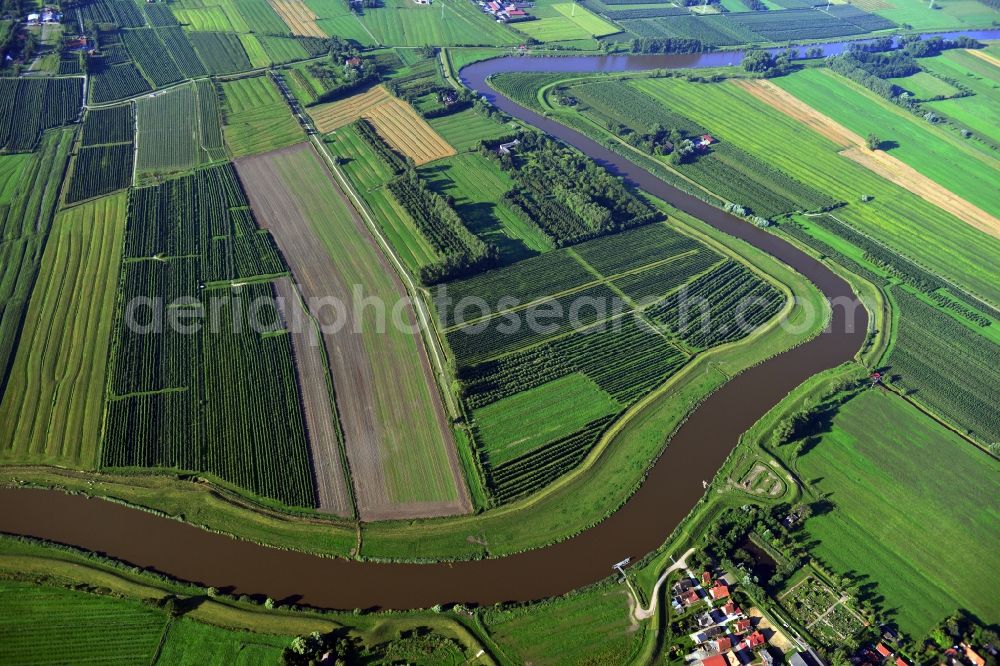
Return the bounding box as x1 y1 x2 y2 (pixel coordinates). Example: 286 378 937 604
0 50 875 609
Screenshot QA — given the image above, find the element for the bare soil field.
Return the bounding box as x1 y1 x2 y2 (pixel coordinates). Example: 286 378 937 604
310 85 391 134
273 277 354 517
738 79 1000 239
268 0 326 37
236 143 471 521
365 97 456 165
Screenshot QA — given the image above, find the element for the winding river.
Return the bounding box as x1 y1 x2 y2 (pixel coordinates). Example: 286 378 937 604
11 32 982 607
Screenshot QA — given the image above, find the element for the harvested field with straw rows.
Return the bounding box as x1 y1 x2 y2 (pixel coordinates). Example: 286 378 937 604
365 97 456 165
309 85 392 133
268 0 327 37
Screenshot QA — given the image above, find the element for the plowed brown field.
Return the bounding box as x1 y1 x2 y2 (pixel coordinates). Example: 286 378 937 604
274 277 354 517
236 144 471 521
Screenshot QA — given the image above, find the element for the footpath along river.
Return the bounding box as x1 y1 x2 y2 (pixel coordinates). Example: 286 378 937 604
10 30 983 606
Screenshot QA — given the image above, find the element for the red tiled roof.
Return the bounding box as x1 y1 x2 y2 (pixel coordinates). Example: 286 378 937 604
735 619 751 633
964 647 985 666
722 601 737 615
701 655 729 666
717 638 733 652
702 571 712 584
876 644 892 658
896 658 909 666
748 631 766 648
683 590 700 604
711 584 730 599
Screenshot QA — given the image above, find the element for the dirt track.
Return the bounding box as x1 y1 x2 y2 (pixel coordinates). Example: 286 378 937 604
737 79 1000 240
274 277 354 517
236 144 471 521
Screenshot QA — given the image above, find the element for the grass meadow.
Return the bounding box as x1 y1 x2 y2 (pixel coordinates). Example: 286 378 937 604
325 124 441 273
220 76 304 157
0 580 168 665
419 153 553 260
514 2 621 42
631 76 1000 306
356 0 521 46
887 71 960 100
869 0 997 32
0 194 126 467
474 372 621 464
797 390 1000 638
922 48 1000 146
772 67 999 220
482 585 645 665
427 107 517 152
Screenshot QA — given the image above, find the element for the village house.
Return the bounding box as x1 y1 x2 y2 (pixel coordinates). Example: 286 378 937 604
710 582 730 600
498 138 520 155
961 644 986 666
875 643 893 659
701 654 730 666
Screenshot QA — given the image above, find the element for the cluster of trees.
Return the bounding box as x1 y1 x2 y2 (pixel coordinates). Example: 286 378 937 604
630 37 707 54
354 118 408 174
484 132 660 247
742 49 795 77
920 611 999 665
741 0 768 10
830 35 983 108
388 170 499 284
604 120 688 159
281 630 356 665
307 38 379 105
344 0 378 14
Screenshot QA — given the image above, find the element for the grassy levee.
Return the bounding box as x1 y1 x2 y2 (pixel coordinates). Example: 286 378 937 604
0 194 126 467
359 204 828 560
0 536 498 665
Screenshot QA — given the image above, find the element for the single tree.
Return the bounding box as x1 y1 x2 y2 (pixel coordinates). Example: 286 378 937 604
866 133 881 150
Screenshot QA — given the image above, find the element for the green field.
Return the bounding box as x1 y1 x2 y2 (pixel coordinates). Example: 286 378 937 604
474 372 621 464
427 107 517 152
154 617 289 664
420 152 553 260
629 76 1000 306
238 33 271 68
356 0 521 46
220 75 304 157
173 5 249 32
513 2 621 42
136 83 202 174
888 71 961 100
772 67 999 220
870 0 997 31
0 580 169 664
0 194 126 467
922 48 1000 146
0 153 29 205
796 390 1000 639
482 585 645 665
0 130 74 397
325 123 441 273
